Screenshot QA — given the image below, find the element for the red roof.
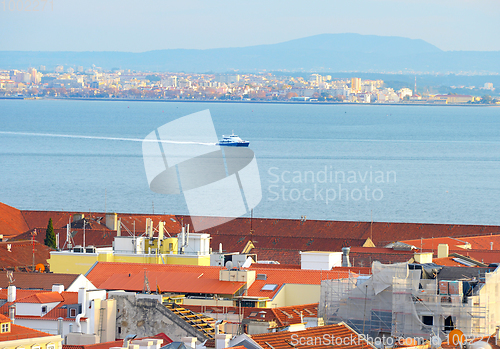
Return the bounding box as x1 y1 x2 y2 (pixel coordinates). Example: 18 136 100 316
246 267 356 299
0 272 80 290
0 323 55 342
87 262 245 295
16 291 64 304
14 212 183 249
250 323 374 349
0 202 29 239
271 303 318 327
348 247 415 267
402 234 500 252
0 241 52 271
86 262 356 299
178 215 500 246
0 291 79 321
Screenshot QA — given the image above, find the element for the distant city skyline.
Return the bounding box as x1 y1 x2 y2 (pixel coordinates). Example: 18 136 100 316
1 0 499 52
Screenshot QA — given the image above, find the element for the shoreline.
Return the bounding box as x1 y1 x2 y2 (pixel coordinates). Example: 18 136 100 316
0 96 498 107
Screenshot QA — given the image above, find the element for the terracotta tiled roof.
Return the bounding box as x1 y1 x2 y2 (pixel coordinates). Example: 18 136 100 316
0 202 29 239
246 267 356 299
0 240 52 271
0 289 51 301
0 323 54 342
402 234 500 252
0 271 79 290
0 290 79 321
87 262 245 295
448 249 500 265
14 211 183 248
211 233 366 255
348 247 414 267
16 291 64 304
432 257 478 267
250 323 374 349
271 303 318 327
178 215 500 246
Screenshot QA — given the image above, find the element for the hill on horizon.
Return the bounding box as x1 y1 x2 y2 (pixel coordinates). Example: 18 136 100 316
1 33 499 74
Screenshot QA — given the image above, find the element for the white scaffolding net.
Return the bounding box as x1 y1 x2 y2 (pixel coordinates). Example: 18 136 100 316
319 262 500 340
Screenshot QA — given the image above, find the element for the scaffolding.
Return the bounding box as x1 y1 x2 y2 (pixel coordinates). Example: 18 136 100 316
319 262 499 340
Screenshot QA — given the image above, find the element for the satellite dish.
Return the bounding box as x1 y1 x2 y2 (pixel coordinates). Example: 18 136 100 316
225 261 233 270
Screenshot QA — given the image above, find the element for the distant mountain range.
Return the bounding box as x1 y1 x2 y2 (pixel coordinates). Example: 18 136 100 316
2 33 500 74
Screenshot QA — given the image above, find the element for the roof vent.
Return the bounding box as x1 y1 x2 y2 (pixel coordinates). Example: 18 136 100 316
256 274 267 280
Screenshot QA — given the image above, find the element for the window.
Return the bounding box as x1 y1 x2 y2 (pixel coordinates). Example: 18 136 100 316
69 308 77 317
47 345 55 349
422 316 434 326
1 323 10 333
41 306 47 314
32 346 40 349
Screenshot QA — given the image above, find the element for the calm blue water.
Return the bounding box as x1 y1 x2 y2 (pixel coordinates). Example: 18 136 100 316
1 99 499 225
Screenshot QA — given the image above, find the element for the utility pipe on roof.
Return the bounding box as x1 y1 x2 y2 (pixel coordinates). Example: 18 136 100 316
75 287 86 333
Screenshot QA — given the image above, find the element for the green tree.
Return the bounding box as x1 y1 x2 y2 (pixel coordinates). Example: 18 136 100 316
44 218 57 249
480 95 492 104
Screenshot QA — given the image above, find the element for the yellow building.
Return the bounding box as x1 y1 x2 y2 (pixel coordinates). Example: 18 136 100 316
48 230 211 274
0 314 63 349
351 77 361 93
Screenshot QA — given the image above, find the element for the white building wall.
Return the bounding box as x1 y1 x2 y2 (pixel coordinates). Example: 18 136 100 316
16 302 60 316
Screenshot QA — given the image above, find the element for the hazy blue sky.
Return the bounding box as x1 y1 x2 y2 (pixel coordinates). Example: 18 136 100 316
1 0 499 52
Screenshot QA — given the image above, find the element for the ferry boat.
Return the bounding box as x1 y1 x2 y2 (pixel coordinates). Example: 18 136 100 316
218 132 250 147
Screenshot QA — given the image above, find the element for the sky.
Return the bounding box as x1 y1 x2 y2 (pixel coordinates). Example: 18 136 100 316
1 0 499 52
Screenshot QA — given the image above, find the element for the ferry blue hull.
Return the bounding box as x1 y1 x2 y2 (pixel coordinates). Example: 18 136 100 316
218 142 249 147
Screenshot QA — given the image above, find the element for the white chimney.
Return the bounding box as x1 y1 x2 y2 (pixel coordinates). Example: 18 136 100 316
52 284 65 293
215 334 231 349
7 285 16 302
438 244 449 258
181 337 196 349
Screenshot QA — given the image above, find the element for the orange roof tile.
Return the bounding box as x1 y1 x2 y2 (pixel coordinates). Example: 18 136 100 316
87 262 245 295
432 257 478 267
0 240 52 271
0 323 54 342
250 323 374 349
16 291 64 304
246 267 356 299
0 291 79 321
0 202 29 239
0 272 80 290
271 303 318 327
178 215 500 246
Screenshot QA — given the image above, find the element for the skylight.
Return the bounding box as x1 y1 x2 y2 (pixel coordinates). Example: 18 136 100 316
261 284 278 291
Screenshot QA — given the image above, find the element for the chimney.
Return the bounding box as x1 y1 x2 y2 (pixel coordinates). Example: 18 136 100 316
105 213 118 231
215 334 231 349
117 218 121 237
491 242 494 251
342 247 351 267
158 221 164 241
52 284 65 293
438 244 449 258
181 337 197 349
57 317 64 336
7 285 16 302
8 305 15 323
